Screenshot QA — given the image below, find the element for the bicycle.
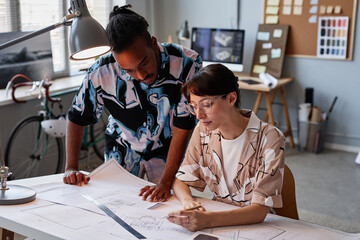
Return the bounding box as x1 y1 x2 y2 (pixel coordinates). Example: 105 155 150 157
4 74 108 180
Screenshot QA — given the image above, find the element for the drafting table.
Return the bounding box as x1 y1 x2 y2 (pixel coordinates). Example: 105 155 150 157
0 159 359 240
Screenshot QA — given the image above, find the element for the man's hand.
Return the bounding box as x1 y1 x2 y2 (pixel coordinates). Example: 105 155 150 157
63 170 90 186
139 183 171 202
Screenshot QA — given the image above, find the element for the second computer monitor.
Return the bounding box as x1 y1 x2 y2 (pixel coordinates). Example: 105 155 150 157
191 28 245 72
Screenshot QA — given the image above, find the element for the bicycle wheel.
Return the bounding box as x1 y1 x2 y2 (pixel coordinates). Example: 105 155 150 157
90 108 109 160
4 116 64 180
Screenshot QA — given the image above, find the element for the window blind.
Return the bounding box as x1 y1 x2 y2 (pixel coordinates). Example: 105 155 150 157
19 0 65 73
0 0 18 32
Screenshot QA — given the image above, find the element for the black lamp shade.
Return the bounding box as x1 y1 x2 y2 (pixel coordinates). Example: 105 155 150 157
178 20 190 40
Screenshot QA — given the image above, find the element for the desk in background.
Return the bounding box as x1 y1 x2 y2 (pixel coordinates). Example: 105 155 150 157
235 72 294 148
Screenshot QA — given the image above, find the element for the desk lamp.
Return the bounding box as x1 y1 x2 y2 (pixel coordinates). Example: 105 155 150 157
177 20 190 44
0 0 111 205
0 0 112 60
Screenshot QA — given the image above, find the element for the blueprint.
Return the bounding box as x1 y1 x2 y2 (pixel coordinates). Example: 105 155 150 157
3 158 359 240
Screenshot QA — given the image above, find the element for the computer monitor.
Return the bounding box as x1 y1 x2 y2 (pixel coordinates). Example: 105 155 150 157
191 28 245 72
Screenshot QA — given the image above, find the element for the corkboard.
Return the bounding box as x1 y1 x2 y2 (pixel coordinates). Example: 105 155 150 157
263 0 358 60
251 24 289 78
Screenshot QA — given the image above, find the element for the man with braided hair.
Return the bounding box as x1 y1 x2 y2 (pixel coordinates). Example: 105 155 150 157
63 5 202 202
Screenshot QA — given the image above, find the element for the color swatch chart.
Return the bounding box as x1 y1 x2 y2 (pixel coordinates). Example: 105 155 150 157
317 16 349 59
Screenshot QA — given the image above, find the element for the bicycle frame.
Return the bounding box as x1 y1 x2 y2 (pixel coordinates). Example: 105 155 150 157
5 76 65 179
6 75 108 178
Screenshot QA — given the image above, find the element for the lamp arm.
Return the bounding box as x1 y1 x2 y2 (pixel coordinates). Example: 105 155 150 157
0 12 78 51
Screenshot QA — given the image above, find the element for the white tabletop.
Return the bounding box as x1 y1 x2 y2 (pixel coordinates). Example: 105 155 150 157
1 160 359 240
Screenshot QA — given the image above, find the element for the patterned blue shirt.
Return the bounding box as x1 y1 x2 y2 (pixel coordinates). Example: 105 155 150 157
68 43 202 171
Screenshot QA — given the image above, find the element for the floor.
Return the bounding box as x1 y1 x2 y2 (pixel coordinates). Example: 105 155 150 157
285 147 360 233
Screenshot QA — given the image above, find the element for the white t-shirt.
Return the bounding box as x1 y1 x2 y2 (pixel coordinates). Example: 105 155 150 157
221 133 246 194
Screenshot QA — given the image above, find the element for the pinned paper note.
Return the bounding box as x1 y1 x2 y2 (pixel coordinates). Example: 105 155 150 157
319 5 326 14
284 0 292 5
271 48 282 58
309 15 317 24
310 0 318 4
334 6 342 14
326 6 334 14
257 32 270 41
283 6 292 15
267 0 280 6
266 6 279 14
294 0 303 6
265 15 279 24
294 6 302 15
253 65 266 74
259 55 268 64
273 29 282 38
262 43 272 49
309 6 318 14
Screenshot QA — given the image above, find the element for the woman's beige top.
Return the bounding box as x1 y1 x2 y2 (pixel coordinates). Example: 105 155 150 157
176 110 285 208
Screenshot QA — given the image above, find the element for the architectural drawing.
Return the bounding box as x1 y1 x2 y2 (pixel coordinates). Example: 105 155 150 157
16 159 359 240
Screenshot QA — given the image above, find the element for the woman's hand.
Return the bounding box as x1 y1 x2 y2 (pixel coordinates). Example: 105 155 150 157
167 208 209 232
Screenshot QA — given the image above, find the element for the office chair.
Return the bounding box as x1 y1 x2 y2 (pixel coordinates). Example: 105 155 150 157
274 164 299 220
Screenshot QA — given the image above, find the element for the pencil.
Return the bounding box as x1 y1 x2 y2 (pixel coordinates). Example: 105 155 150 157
184 204 202 211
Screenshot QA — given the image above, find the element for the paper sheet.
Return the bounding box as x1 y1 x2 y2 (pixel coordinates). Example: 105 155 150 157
266 6 279 15
309 6 318 14
267 0 280 6
294 0 303 6
334 6 342 14
257 32 270 41
293 6 302 15
265 15 279 24
319 5 326 14
271 48 282 58
273 29 283 38
327 6 334 14
253 65 267 74
262 43 272 49
33 159 158 215
260 55 269 64
309 15 317 24
283 6 292 15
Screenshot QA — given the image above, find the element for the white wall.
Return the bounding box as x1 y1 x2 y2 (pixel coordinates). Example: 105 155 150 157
239 1 360 149
152 0 238 47
125 0 360 150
